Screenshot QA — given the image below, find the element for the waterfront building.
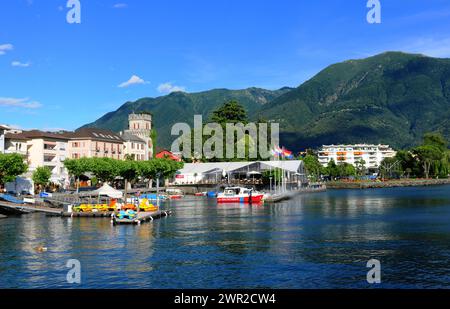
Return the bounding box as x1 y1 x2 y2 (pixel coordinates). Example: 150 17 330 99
122 113 153 160
174 160 306 186
120 131 147 161
4 130 70 186
64 128 125 160
25 131 69 185
318 144 396 170
4 132 29 156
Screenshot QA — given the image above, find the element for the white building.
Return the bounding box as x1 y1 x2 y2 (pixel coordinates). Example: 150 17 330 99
120 131 147 161
174 161 306 185
4 130 70 187
4 132 28 156
0 125 8 153
318 144 396 170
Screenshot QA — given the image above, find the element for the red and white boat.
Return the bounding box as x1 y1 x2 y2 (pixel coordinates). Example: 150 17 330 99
166 188 184 200
217 187 264 203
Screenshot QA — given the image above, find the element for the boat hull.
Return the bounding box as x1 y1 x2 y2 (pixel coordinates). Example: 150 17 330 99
217 194 264 203
169 195 183 200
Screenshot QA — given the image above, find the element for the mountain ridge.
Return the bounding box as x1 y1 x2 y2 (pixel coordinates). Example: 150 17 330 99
81 51 450 151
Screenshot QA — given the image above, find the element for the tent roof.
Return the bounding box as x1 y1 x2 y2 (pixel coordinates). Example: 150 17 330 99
178 160 304 175
92 183 123 198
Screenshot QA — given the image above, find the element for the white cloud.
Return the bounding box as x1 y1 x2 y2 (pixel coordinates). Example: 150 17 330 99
118 75 148 88
0 43 13 56
402 37 450 58
113 3 128 9
11 61 30 67
0 97 42 109
157 82 186 94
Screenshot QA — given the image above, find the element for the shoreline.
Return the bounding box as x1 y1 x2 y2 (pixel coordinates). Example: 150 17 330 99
326 178 450 189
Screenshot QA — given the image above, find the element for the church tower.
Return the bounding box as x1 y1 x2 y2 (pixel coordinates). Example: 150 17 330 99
126 113 153 159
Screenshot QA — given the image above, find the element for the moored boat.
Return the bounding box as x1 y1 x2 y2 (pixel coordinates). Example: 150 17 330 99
217 187 264 203
166 188 184 200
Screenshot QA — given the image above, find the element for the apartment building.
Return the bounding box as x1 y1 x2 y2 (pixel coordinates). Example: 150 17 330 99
120 131 147 161
65 128 125 160
318 144 396 170
4 132 28 156
26 131 69 184
3 130 70 186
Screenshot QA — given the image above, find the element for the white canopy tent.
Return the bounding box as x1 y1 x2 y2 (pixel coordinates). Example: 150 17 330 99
92 183 123 199
175 160 306 184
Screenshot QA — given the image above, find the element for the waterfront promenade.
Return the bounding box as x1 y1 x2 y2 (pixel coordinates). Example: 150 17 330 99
327 178 450 189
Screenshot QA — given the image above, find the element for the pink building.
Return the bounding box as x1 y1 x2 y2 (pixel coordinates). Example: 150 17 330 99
64 128 125 160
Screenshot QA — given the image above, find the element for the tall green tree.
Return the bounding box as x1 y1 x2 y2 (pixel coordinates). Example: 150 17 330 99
379 157 402 179
337 163 356 178
150 129 158 158
211 100 248 124
88 157 120 183
117 159 138 201
303 154 322 181
355 159 367 177
0 153 28 187
413 145 443 178
64 157 89 192
326 159 339 178
423 132 447 152
32 166 52 193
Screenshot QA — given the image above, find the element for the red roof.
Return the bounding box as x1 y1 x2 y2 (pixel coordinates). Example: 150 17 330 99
155 150 181 161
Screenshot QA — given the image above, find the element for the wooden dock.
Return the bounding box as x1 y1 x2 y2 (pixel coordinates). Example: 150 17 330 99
0 201 63 216
113 210 172 225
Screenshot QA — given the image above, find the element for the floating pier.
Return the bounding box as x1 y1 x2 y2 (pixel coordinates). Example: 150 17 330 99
113 210 172 225
62 211 114 218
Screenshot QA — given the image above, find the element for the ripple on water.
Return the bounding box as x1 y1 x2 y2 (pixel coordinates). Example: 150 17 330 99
1 186 450 288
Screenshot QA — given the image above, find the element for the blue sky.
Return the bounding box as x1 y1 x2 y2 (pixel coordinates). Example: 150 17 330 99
1 0 450 131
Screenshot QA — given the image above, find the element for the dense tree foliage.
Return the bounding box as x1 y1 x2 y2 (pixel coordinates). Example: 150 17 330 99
380 132 450 179
32 166 52 193
0 153 28 186
184 100 275 162
64 157 183 190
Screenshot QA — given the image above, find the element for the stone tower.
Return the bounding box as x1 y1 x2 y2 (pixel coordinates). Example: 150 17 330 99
126 113 153 159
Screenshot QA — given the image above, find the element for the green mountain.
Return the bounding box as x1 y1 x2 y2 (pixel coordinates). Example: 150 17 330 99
80 87 293 149
82 52 450 151
259 51 450 150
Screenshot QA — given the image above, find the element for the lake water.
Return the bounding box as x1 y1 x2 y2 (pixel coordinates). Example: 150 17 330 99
1 185 450 289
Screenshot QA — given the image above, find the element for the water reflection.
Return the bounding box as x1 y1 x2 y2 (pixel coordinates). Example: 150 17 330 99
1 185 450 288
